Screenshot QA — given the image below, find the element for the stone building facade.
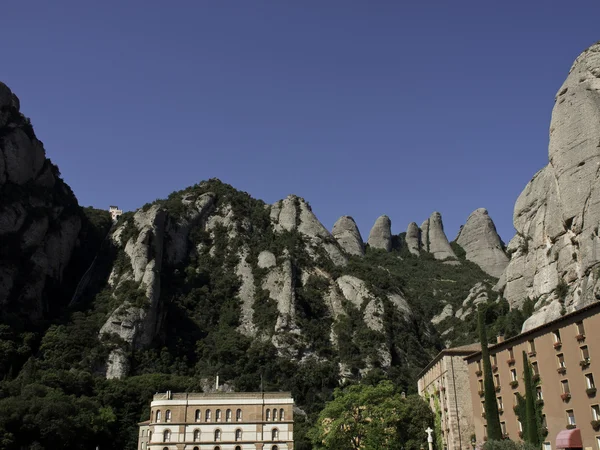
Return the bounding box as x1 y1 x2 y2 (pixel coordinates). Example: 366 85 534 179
466 302 600 450
417 344 479 450
138 391 294 450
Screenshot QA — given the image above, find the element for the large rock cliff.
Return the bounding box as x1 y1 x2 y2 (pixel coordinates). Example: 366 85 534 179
498 42 600 329
0 82 83 320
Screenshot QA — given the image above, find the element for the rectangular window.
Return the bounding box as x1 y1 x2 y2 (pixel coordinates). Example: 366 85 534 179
592 405 600 421
482 401 486 412
577 321 585 336
532 361 539 375
553 330 561 343
518 420 523 432
498 397 504 410
529 340 536 354
567 409 576 425
543 443 551 450
508 347 514 359
501 422 507 435
514 393 519 405
537 386 543 400
511 369 517 381
484 425 488 439
477 360 482 372
562 380 571 394
557 354 566 368
596 436 600 450
542 415 547 428
492 354 498 366
582 346 590 360
495 374 500 387
587 374 596 389
479 380 484 391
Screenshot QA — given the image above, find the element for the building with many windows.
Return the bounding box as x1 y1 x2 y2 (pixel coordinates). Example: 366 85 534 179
465 302 600 450
137 391 294 450
417 344 479 450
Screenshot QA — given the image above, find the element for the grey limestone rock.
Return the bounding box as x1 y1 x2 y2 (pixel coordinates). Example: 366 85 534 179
405 222 421 256
332 216 364 256
500 42 600 318
271 195 347 266
101 205 166 378
456 208 508 277
367 215 392 251
420 212 457 260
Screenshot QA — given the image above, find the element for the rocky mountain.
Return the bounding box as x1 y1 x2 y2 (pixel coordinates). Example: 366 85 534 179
0 82 110 326
456 208 508 278
496 42 600 330
12 40 600 449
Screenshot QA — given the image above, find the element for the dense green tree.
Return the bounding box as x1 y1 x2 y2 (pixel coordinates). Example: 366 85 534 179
522 351 539 446
478 307 502 441
309 381 433 450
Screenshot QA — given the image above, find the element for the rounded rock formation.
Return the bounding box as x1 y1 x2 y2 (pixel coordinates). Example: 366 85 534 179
420 212 456 260
405 222 421 256
456 208 508 277
367 215 392 251
332 216 364 256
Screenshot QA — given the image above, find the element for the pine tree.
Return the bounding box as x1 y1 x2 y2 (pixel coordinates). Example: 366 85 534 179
523 351 540 447
478 306 502 441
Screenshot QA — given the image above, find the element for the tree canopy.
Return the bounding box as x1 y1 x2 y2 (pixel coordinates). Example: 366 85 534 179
309 381 433 450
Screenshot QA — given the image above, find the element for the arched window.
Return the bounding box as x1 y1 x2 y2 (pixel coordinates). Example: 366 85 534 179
163 429 171 442
272 446 279 450
194 429 200 442
156 409 161 423
194 447 200 450
266 409 271 421
195 409 201 422
148 431 152 442
151 410 154 421
214 447 221 450
272 428 279 441
235 429 242 441
226 409 232 422
235 447 242 450
273 408 278 421
236 408 242 421
206 409 212 422
165 409 172 422
216 409 222 422
214 429 221 441
163 447 168 450
280 408 285 421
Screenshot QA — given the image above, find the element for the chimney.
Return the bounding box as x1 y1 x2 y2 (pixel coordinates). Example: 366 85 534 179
497 333 505 343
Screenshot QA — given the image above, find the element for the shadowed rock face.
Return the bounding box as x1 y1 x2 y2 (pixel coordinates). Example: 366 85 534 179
0 82 82 319
332 216 364 256
420 212 456 260
498 42 600 330
405 222 421 256
456 208 508 277
367 215 392 251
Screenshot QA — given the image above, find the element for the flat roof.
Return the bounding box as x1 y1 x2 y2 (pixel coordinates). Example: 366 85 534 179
465 300 600 361
152 391 293 401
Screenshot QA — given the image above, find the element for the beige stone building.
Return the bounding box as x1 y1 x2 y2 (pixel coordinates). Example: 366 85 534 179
137 391 294 450
417 344 479 450
466 302 600 450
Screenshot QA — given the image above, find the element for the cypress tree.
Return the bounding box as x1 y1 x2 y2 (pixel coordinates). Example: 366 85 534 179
478 306 502 441
523 351 540 446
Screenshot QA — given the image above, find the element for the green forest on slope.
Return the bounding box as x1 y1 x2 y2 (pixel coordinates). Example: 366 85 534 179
0 179 527 450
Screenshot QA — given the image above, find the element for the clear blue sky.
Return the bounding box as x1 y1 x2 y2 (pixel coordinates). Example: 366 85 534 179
3 1 599 243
